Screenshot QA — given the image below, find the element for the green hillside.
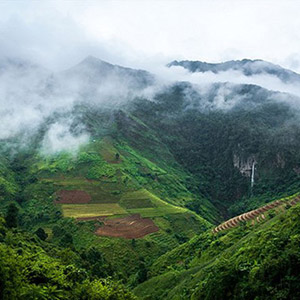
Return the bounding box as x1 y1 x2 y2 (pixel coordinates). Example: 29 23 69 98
0 124 213 287
134 199 300 300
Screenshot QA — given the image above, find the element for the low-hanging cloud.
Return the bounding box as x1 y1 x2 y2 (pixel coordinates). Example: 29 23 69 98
0 56 157 154
2 52 300 156
41 120 90 155
161 64 300 97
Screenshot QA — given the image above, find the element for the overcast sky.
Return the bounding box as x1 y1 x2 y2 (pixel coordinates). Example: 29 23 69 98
1 0 300 72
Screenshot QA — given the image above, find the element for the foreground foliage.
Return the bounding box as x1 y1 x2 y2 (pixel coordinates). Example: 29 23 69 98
134 204 300 299
0 216 136 300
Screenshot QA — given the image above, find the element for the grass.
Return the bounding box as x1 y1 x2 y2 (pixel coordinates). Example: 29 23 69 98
127 208 185 218
119 190 158 209
120 189 188 217
61 203 127 218
52 182 188 218
44 177 127 204
36 136 219 223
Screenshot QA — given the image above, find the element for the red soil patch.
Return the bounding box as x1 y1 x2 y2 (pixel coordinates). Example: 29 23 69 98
54 190 91 204
95 214 159 239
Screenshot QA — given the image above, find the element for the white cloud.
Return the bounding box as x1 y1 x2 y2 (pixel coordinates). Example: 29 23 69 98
0 0 300 72
161 64 300 97
41 121 90 155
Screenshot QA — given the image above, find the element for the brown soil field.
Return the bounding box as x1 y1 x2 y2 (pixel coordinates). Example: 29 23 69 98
95 214 159 239
55 190 91 204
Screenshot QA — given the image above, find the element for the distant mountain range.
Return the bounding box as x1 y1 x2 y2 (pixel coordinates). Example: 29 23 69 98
167 58 300 83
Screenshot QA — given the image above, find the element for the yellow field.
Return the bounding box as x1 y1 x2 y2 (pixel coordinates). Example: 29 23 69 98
61 203 126 218
58 188 187 219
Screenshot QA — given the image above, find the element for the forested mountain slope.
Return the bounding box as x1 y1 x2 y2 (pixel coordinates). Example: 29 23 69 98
1 56 300 299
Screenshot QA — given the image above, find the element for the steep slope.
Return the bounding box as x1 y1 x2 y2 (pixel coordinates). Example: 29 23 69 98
128 82 300 215
2 56 300 297
0 110 214 283
58 56 155 106
134 197 300 299
0 152 19 202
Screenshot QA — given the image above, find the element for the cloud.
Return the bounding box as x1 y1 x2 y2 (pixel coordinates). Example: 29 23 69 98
0 0 300 72
162 64 300 99
41 120 90 155
0 57 155 154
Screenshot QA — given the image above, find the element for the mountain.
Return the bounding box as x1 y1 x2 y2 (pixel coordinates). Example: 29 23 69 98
168 59 300 83
1 56 300 299
61 56 155 94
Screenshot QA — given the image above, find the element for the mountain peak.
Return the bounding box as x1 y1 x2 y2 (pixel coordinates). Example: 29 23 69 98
78 55 113 67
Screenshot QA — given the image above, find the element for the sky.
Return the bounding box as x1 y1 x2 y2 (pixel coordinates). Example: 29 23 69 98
0 0 300 72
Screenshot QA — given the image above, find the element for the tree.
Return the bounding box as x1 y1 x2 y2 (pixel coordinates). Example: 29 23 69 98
59 233 73 247
131 239 136 247
137 261 148 283
5 203 18 228
35 227 48 241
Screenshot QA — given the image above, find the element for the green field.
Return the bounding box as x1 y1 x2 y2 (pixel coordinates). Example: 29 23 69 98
120 189 187 214
61 203 127 218
60 188 187 219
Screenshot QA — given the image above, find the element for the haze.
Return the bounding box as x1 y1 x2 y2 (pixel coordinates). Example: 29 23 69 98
1 0 300 72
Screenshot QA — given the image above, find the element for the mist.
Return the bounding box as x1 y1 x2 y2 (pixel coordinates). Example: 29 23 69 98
0 56 158 154
159 64 300 98
2 54 300 155
2 1 300 154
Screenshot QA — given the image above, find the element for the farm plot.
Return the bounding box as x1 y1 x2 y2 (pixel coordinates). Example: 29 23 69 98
55 190 91 204
95 214 159 239
61 203 126 218
49 177 126 203
120 189 187 217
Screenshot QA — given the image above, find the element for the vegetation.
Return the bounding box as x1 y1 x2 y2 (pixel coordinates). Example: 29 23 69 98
134 203 300 300
129 84 300 214
1 78 300 299
0 215 136 300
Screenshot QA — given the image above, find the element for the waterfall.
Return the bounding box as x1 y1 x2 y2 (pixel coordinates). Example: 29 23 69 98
251 161 255 188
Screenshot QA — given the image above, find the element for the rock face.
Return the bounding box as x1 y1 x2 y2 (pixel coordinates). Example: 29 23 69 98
233 154 256 177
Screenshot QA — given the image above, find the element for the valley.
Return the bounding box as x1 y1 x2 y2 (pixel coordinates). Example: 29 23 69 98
1 56 300 299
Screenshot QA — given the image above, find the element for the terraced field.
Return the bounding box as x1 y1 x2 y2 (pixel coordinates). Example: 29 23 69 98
36 138 211 241
49 179 192 238
213 193 300 233
58 188 188 224
61 203 127 218
95 214 159 239
120 190 187 217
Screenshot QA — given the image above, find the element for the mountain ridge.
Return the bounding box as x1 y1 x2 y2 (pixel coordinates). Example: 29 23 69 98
168 58 300 83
